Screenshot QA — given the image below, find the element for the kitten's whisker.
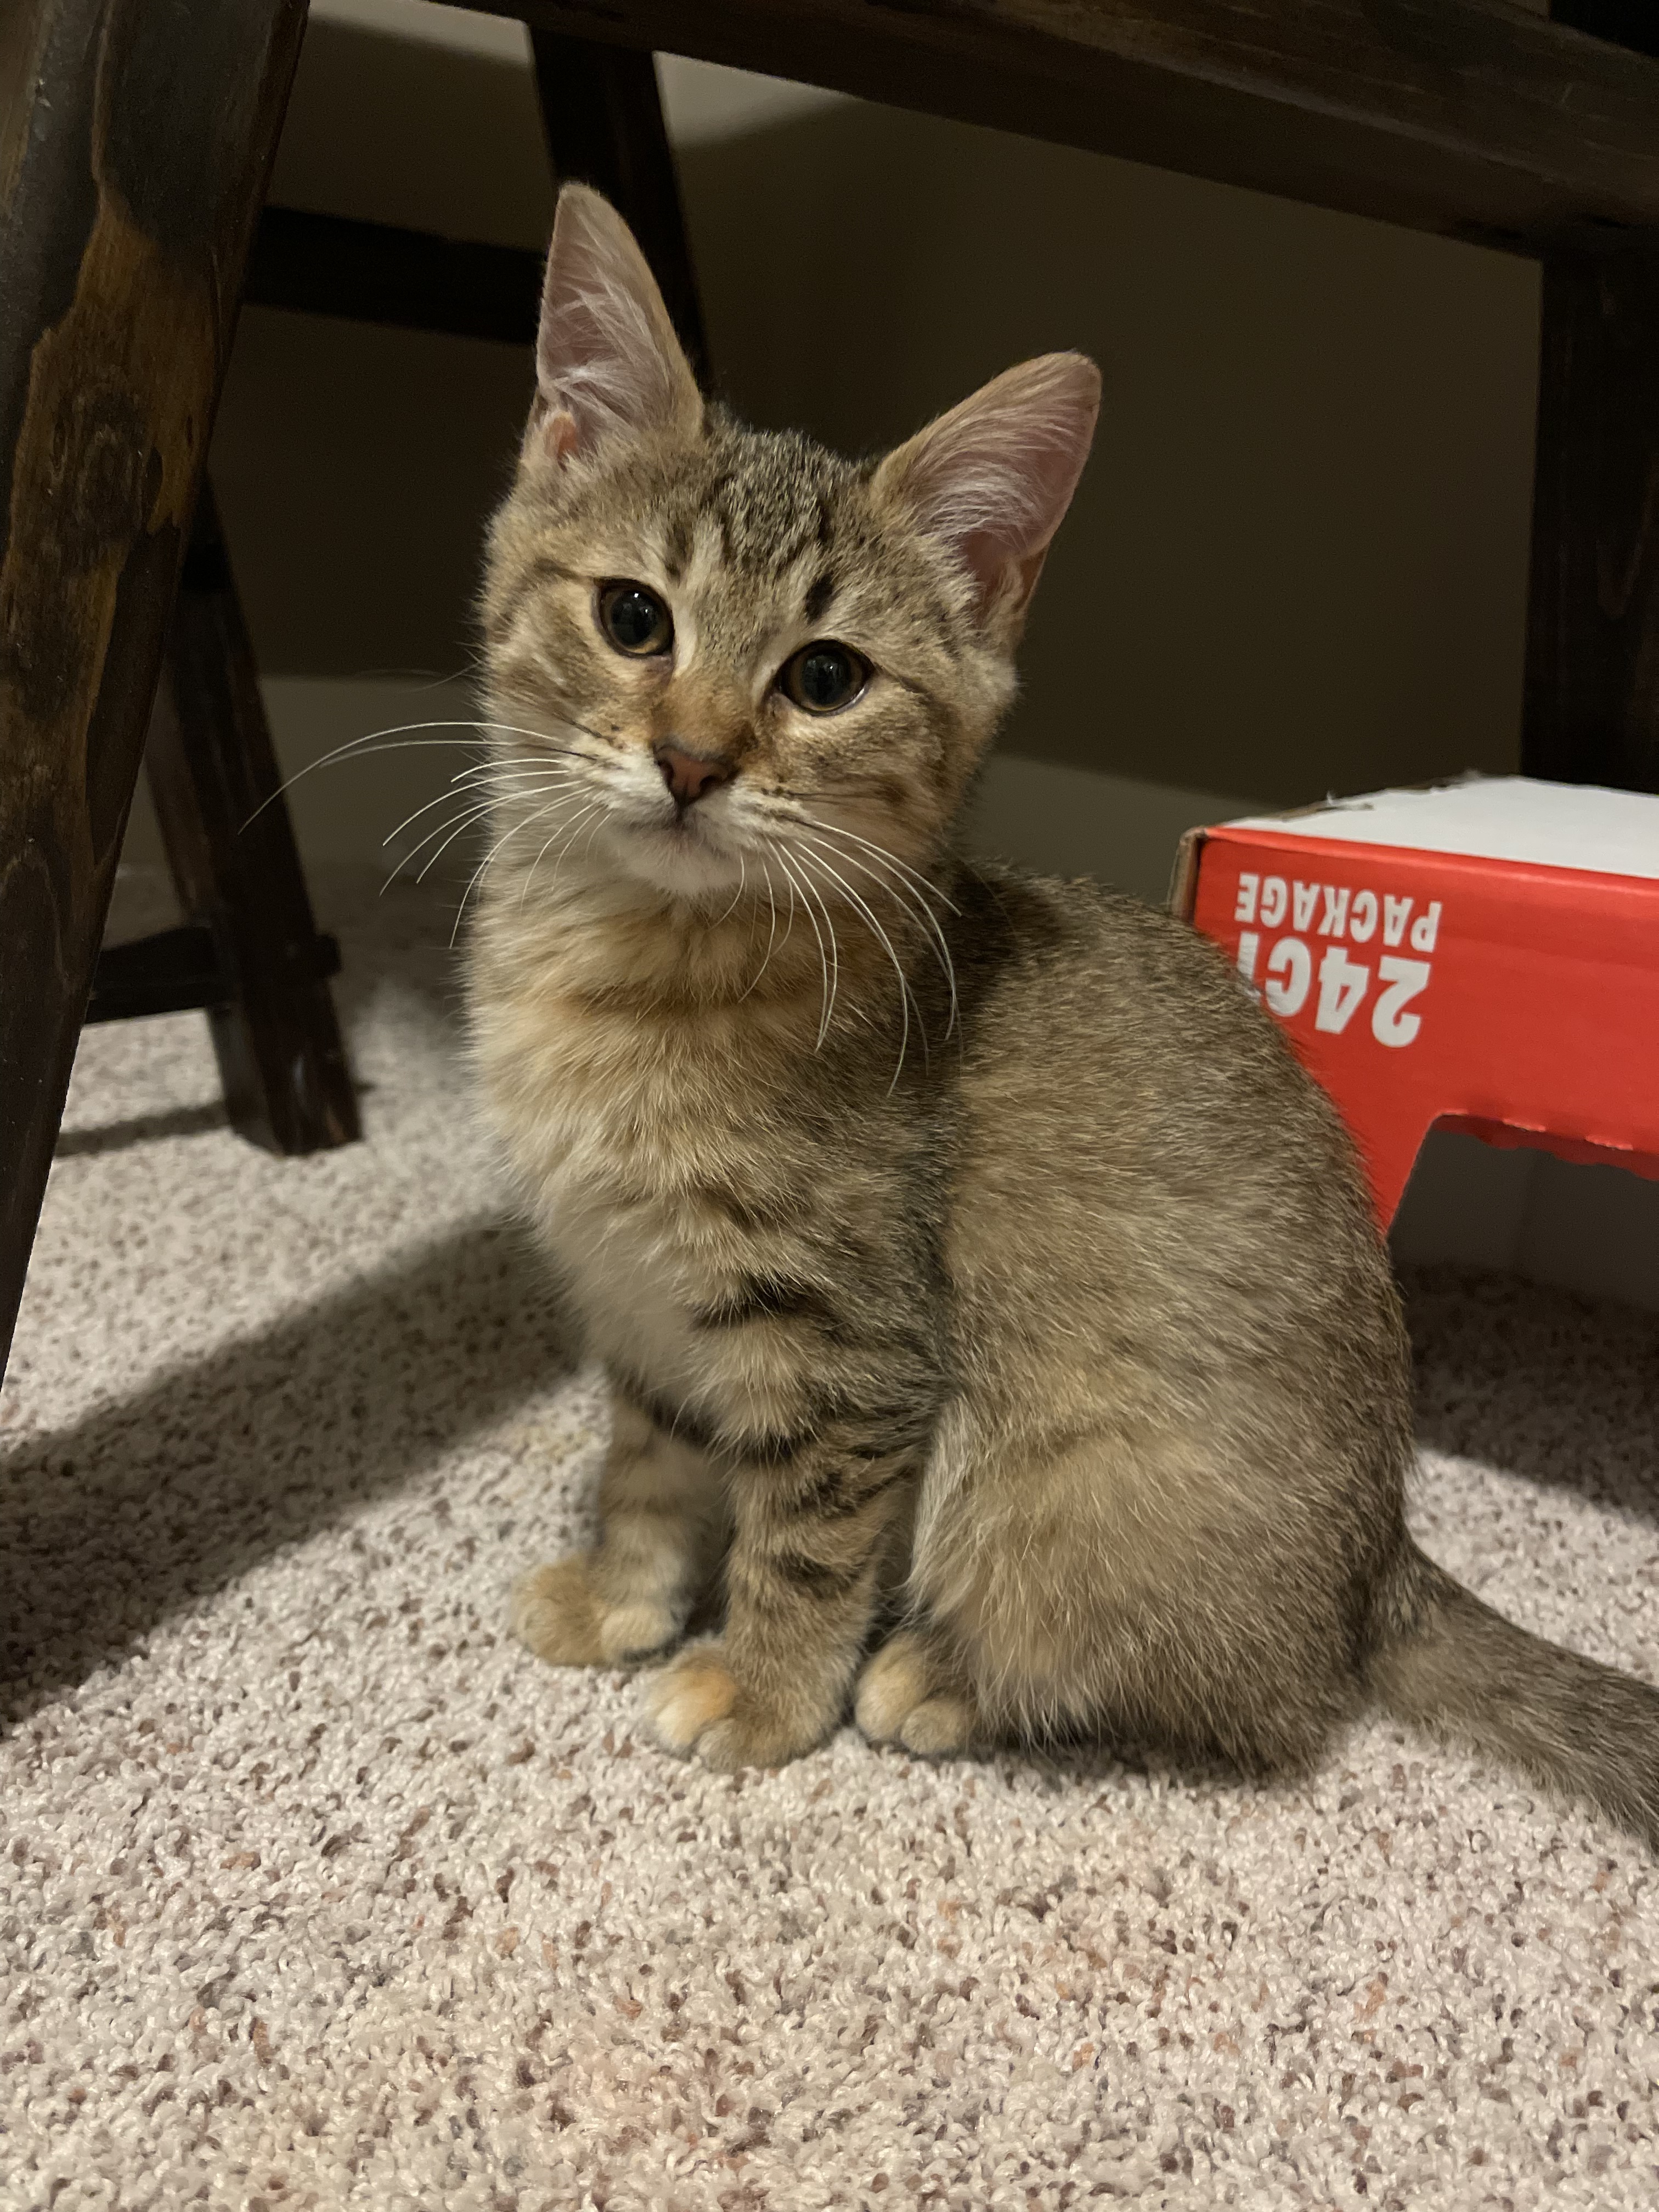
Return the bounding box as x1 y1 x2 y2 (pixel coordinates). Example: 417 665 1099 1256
244 709 617 831
766 857 800 973
245 719 575 828
794 837 928 1018
791 839 921 1092
795 814 962 918
794 829 959 1041
449 754 590 787
402 780 574 884
774 858 799 962
473 714 613 751
396 780 574 870
452 792 584 947
380 808 489 894
796 832 942 946
794 857 843 1052
245 721 493 826
383 785 478 848
770 847 836 1050
386 800 500 885
520 801 602 910
376 789 561 896
477 710 619 755
547 799 612 894
461 738 619 782
805 830 957 937
711 852 749 929
736 860 782 1003
763 805 963 1031
382 766 582 849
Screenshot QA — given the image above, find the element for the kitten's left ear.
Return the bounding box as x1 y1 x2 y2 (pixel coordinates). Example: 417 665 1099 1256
874 353 1101 633
527 182 702 465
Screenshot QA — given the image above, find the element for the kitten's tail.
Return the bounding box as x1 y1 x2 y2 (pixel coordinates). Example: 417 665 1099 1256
1367 1541 1659 1850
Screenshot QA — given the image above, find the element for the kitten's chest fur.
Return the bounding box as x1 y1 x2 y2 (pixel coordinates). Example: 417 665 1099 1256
469 901 905 1404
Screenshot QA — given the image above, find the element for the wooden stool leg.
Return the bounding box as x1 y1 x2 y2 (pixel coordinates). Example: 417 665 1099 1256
529 32 711 379
144 483 360 1156
1525 4 1659 794
1523 239 1659 794
0 0 308 1376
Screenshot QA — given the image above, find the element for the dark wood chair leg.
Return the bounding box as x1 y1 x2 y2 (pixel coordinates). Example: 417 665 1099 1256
528 31 711 379
0 0 309 1376
141 482 360 1156
1522 239 1659 794
1523 4 1659 794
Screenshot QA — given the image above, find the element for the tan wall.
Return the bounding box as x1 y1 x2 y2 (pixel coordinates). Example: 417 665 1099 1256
208 5 1541 812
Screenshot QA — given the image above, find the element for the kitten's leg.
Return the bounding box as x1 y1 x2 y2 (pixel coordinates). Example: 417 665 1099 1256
645 1441 915 1770
512 1391 724 1667
854 1628 984 1757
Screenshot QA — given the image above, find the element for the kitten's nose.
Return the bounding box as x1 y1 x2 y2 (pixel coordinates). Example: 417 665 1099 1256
654 744 731 808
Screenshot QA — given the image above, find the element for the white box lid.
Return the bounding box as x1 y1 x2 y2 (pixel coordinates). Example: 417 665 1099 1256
1224 776 1659 883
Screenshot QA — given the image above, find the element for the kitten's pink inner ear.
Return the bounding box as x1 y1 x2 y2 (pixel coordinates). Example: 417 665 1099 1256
531 182 701 460
535 409 580 466
876 353 1101 622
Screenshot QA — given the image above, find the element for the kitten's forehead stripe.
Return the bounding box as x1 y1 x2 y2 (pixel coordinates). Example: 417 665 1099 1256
706 474 738 570
663 512 692 582
676 424 864 582
768 498 828 576
803 570 837 626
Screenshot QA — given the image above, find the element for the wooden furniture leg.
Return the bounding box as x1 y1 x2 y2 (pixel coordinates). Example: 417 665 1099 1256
528 30 710 377
132 482 360 1155
0 0 309 1375
1523 3 1659 794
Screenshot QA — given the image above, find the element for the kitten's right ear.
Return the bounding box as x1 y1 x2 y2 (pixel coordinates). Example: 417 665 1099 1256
874 352 1101 636
527 183 702 466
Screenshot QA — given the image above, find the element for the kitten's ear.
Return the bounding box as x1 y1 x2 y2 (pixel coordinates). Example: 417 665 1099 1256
527 182 702 465
874 353 1101 630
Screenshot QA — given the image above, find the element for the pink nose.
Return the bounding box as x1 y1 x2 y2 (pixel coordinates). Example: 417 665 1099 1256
654 746 731 807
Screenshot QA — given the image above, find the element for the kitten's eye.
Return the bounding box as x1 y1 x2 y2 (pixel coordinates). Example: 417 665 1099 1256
597 581 673 657
780 641 870 715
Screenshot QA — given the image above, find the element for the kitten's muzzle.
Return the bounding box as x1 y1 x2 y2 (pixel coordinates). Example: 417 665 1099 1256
654 743 732 809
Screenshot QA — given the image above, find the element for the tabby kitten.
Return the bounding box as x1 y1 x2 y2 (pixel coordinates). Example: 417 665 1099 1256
470 183 1659 1842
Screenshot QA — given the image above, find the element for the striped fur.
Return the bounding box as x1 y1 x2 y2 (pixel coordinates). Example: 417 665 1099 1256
471 189 1659 1844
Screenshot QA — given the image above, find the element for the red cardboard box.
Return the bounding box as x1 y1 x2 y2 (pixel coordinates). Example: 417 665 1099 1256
1171 777 1659 1226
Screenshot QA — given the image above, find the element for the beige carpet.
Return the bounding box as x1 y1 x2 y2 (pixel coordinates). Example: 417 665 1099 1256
4 868 1658 2211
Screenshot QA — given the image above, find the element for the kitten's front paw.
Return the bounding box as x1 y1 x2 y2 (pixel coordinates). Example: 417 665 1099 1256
856 1632 977 1757
644 1643 823 1771
644 1643 738 1750
511 1556 679 1668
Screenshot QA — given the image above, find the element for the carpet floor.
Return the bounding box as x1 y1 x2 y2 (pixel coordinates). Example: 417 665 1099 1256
3 869 1657 2211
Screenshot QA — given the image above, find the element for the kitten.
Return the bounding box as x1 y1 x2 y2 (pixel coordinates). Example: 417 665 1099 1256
470 183 1659 1843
